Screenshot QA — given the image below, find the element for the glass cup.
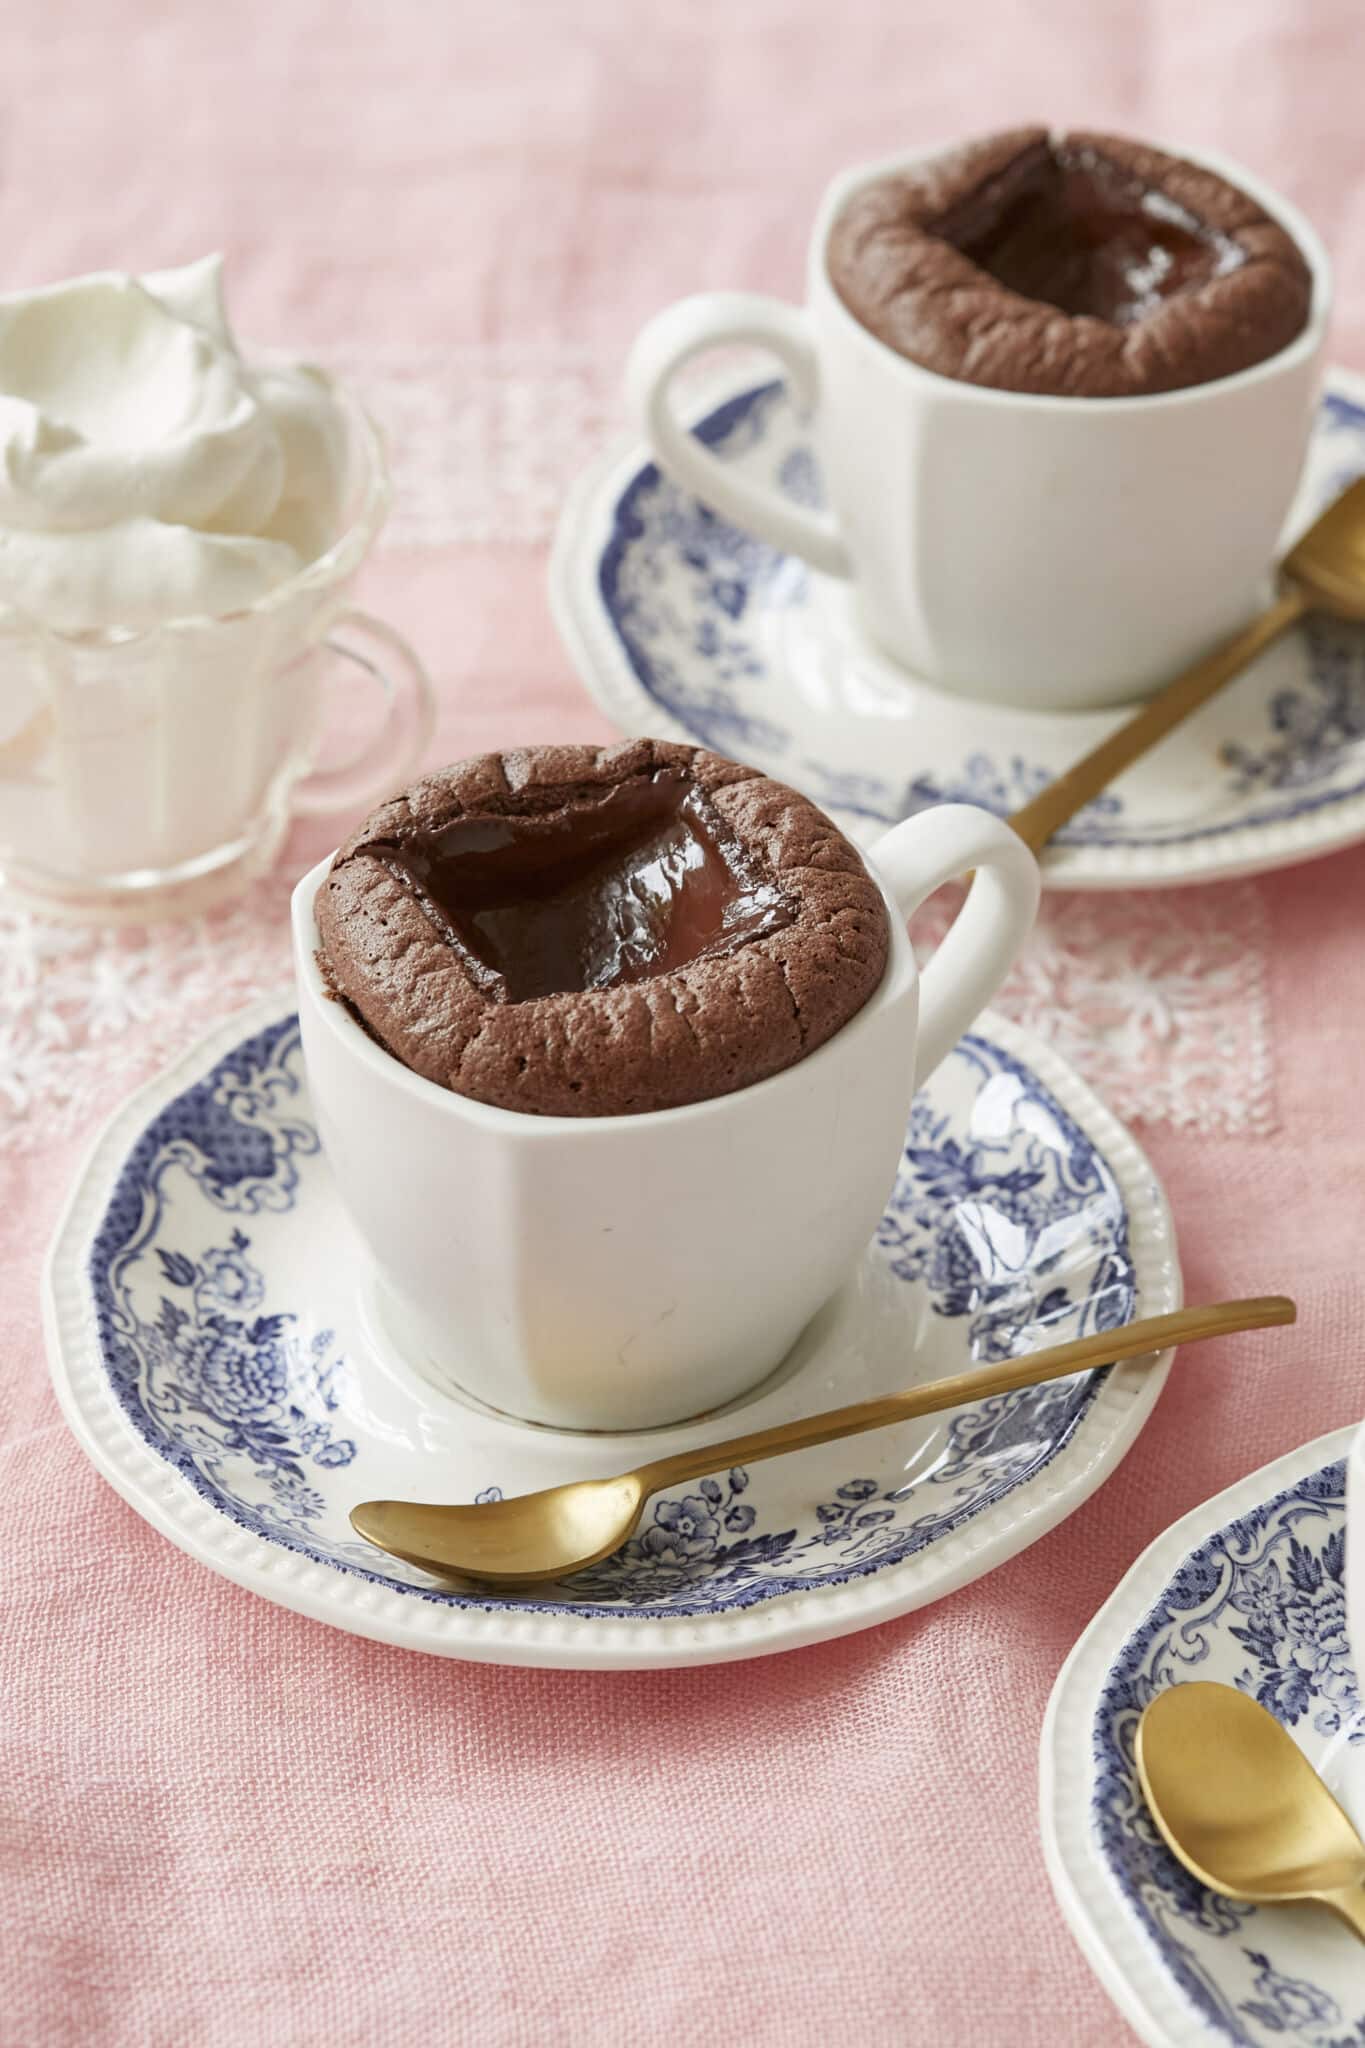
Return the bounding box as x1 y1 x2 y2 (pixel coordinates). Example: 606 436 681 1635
0 379 433 919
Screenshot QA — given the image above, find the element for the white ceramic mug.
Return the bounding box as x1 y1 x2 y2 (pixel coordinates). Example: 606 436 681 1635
0 381 434 920
292 802 1039 1432
627 144 1332 712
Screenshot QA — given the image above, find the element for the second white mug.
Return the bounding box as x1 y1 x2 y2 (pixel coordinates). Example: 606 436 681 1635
627 142 1331 713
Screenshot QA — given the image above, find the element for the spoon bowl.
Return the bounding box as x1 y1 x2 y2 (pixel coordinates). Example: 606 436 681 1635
353 1474 648 1589
1137 1681 1365 1940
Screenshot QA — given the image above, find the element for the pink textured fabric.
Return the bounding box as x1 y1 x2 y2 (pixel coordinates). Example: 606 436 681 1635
4 4 1365 2042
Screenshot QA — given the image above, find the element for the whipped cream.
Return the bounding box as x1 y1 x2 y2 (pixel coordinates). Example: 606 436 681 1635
0 255 348 630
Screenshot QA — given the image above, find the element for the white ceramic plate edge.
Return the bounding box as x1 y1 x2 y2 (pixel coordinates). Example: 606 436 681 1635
1037 1425 1357 2048
550 364 1365 891
45 991 1181 1670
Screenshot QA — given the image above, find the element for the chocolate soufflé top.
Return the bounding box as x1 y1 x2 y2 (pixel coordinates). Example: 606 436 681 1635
315 741 891 1116
826 126 1314 398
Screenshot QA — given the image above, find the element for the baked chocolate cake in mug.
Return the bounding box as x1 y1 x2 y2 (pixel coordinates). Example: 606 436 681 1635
297 744 1038 1427
825 125 1313 398
628 124 1328 707
315 740 890 1117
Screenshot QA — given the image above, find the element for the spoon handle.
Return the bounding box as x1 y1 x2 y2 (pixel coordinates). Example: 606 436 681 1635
638 1297 1294 1496
1323 1886 1365 1942
1006 586 1308 854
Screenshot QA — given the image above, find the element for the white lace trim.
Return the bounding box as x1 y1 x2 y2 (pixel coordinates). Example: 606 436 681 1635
324 343 622 548
329 343 760 548
912 881 1274 1139
0 876 296 1154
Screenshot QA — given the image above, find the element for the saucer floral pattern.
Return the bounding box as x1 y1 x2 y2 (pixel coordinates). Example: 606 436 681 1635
95 1034 363 1553
87 1013 1149 1621
146 1230 356 1528
1221 614 1365 802
542 1470 804 1606
1089 1458 1365 2047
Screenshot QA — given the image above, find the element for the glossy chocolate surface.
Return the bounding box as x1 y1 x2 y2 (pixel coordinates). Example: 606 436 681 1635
935 140 1243 324
318 740 892 1117
824 127 1312 398
370 769 794 1003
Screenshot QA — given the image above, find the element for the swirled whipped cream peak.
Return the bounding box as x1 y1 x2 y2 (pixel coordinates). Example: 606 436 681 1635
0 254 349 630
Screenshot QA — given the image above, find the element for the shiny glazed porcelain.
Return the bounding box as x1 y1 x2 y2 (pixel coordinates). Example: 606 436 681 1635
627 143 1331 711
292 804 1040 1431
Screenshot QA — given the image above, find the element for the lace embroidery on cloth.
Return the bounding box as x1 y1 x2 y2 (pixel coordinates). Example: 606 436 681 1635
332 343 750 547
914 882 1274 1138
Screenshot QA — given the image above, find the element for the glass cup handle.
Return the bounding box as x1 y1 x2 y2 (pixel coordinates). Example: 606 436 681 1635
871 805 1041 1090
291 608 436 818
626 292 853 577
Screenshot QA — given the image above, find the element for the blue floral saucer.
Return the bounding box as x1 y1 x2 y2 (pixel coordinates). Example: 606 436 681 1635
551 367 1365 890
46 995 1177 1669
1042 1430 1364 2047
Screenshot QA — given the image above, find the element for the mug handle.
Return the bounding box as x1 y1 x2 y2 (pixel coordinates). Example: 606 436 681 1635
291 608 436 818
626 292 853 578
872 805 1040 1089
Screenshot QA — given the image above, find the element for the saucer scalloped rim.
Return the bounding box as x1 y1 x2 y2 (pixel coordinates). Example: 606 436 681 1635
46 993 1178 1670
551 366 1365 890
1040 1428 1363 2048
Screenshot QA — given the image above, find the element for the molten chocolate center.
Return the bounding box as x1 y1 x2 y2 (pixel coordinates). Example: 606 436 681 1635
373 770 794 1002
934 141 1244 325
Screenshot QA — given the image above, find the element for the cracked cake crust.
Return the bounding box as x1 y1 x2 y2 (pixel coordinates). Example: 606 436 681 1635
315 741 892 1117
826 126 1314 398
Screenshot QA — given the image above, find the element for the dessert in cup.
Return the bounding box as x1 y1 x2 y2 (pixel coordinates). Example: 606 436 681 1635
296 740 1040 1431
627 126 1330 713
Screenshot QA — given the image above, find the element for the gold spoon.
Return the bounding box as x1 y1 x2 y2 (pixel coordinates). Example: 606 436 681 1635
350 1295 1293 1589
1006 478 1365 853
1137 1681 1365 1943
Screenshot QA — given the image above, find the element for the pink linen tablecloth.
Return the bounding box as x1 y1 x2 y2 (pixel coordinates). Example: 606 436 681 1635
4 4 1365 2041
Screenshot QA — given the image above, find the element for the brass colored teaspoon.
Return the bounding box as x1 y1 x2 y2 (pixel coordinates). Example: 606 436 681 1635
1007 478 1365 852
1138 1682 1365 1942
350 1295 1293 1589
